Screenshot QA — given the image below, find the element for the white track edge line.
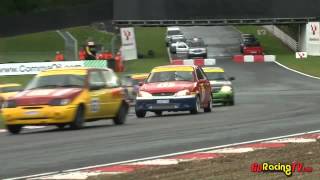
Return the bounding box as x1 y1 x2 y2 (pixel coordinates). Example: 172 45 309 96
274 60 320 80
7 129 320 180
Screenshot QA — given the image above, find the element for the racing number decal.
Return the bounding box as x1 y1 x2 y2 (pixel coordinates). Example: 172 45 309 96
157 82 175 88
90 98 100 113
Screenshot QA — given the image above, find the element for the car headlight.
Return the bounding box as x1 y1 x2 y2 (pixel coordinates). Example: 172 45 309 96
49 98 71 106
221 86 232 93
2 100 17 108
138 91 152 98
174 90 191 97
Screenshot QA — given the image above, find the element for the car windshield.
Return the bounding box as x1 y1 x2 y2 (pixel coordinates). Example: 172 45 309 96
206 72 226 81
147 71 194 83
26 74 85 90
188 40 205 47
245 41 261 46
171 38 186 43
168 30 182 36
0 86 22 93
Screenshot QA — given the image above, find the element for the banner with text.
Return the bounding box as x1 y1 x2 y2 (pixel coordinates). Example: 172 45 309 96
0 60 107 76
120 27 138 61
306 22 320 56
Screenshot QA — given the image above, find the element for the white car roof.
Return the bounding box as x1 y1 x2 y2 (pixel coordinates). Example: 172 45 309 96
167 27 180 31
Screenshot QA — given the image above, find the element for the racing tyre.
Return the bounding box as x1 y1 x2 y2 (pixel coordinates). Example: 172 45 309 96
56 124 67 129
190 96 201 114
154 111 163 116
6 125 22 135
225 97 235 106
113 103 129 125
136 110 146 118
70 106 84 130
204 97 212 112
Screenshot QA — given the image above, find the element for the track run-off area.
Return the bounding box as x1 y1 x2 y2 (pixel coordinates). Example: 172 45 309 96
1 26 320 179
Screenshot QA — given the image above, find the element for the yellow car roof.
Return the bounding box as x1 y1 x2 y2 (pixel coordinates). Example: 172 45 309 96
152 65 195 73
131 73 149 80
38 68 88 76
203 67 225 73
0 83 21 88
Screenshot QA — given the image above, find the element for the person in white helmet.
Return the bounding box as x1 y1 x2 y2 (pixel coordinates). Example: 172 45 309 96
85 41 97 60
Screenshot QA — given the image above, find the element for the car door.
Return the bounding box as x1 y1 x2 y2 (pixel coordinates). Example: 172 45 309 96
87 70 108 119
199 67 212 101
196 68 211 104
101 69 122 117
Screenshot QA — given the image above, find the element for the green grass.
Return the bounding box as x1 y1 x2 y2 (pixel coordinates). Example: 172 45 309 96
66 26 114 50
237 25 320 77
0 26 114 63
0 75 34 87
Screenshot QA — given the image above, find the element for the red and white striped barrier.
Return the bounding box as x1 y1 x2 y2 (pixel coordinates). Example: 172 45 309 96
171 58 216 66
233 55 276 63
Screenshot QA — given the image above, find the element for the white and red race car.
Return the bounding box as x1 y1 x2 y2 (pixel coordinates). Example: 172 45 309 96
135 65 212 118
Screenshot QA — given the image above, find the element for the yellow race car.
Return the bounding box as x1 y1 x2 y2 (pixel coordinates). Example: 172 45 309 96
0 83 23 108
1 67 129 134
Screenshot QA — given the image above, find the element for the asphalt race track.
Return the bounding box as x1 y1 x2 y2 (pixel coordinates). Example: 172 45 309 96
1 26 320 178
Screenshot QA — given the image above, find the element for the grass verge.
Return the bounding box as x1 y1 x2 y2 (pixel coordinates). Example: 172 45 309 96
90 140 320 180
124 27 168 74
237 25 320 77
0 26 113 63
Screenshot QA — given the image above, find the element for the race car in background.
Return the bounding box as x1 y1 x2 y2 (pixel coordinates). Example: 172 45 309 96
240 34 263 55
187 37 208 58
166 27 184 47
121 73 149 103
203 67 235 106
169 35 187 54
1 67 129 134
0 84 23 108
135 65 212 118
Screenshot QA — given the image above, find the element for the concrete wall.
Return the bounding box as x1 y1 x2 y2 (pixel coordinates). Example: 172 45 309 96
114 0 320 20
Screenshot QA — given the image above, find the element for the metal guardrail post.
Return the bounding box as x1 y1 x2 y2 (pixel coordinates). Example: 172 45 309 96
57 30 78 61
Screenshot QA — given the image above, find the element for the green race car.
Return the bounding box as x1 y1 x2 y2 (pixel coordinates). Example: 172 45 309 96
203 67 235 106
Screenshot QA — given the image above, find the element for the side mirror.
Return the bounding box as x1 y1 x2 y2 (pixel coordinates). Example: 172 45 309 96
229 77 235 81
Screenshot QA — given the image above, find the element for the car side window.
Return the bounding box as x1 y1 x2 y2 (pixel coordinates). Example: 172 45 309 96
196 68 204 80
89 71 105 87
102 70 120 88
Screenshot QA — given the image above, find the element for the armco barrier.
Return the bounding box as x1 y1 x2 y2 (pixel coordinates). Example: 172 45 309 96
233 55 276 63
171 58 216 66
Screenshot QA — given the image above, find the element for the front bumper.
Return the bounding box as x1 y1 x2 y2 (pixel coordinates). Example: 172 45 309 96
2 105 77 126
135 95 197 112
212 92 234 103
188 52 207 58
